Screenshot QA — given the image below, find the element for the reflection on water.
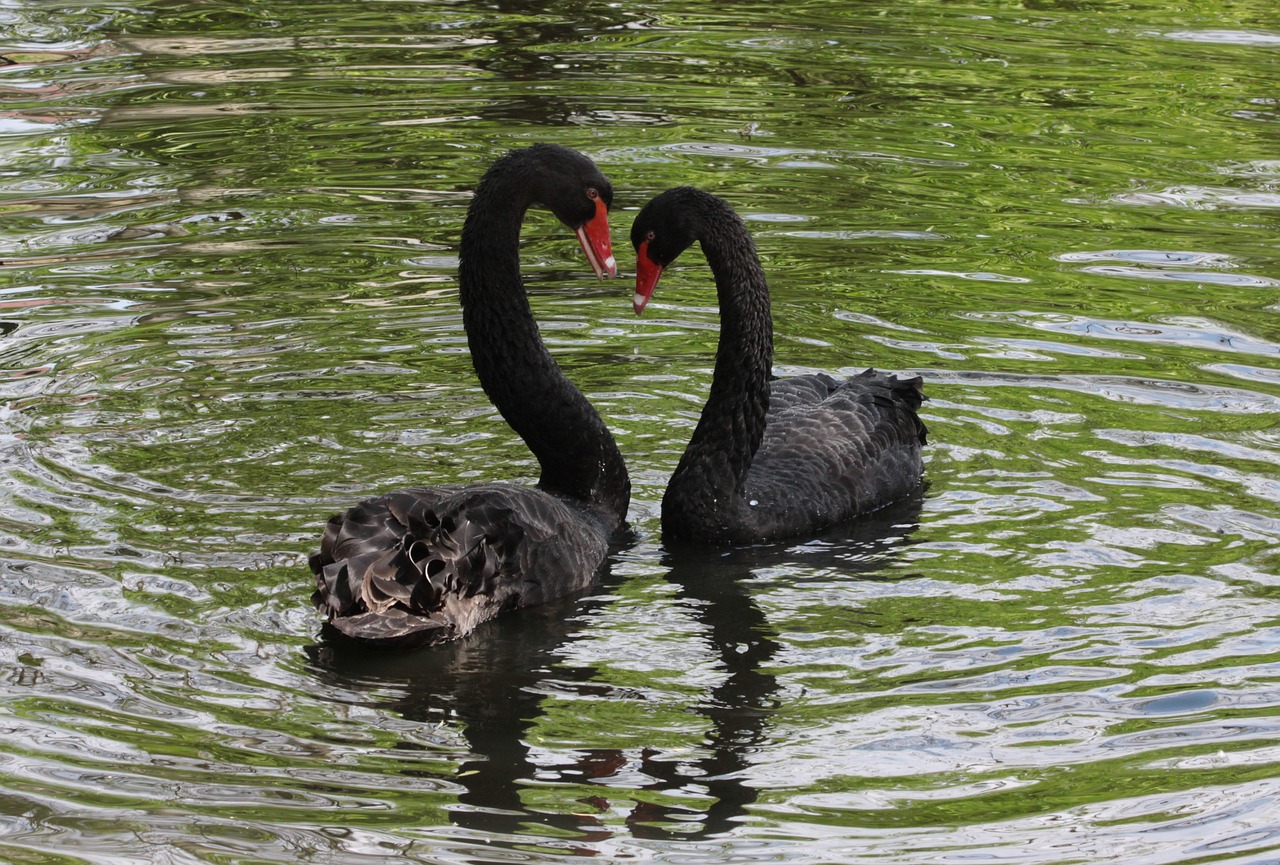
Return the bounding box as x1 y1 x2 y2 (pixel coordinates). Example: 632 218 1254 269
307 497 923 848
2 0 1280 862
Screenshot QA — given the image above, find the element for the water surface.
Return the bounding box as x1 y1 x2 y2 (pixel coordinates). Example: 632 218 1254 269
2 0 1279 862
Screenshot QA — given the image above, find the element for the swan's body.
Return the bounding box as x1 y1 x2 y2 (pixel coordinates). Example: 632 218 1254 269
631 187 926 544
310 144 629 646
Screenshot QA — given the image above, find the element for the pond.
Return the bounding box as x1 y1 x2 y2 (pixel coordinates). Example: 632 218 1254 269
2 0 1279 862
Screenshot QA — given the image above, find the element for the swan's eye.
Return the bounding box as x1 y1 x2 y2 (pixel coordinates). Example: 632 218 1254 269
587 187 599 200
645 230 656 241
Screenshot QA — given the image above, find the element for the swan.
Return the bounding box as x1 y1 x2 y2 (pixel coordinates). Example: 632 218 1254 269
630 186 926 544
310 144 630 646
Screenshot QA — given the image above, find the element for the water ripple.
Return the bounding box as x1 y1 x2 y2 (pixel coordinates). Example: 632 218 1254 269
2 0 1279 862
926 370 1280 413
962 311 1280 358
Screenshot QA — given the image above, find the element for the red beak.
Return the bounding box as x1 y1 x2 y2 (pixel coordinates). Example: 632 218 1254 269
575 197 617 279
634 240 663 314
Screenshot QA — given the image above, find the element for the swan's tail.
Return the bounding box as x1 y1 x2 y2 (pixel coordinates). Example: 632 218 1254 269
875 368 926 445
853 368 928 446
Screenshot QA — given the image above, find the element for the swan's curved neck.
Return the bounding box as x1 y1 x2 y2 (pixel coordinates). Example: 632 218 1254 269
668 203 773 513
456 167 629 524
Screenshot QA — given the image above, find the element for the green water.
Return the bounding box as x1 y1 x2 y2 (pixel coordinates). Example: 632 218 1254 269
2 0 1279 861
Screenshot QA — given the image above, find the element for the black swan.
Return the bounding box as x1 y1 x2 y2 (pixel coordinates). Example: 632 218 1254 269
310 144 630 646
630 186 926 544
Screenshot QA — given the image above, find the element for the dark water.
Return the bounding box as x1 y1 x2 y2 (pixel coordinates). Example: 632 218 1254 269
3 0 1280 862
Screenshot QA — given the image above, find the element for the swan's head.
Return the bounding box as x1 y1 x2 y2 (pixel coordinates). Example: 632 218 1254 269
523 144 617 279
629 186 711 314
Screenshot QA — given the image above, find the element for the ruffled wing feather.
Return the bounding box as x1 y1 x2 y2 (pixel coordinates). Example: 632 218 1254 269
310 483 609 647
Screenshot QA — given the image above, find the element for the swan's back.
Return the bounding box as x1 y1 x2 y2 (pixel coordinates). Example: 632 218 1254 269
311 483 613 647
741 369 926 541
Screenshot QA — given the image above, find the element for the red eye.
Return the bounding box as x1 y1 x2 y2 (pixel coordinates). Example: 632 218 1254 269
646 230 655 241
587 188 599 200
